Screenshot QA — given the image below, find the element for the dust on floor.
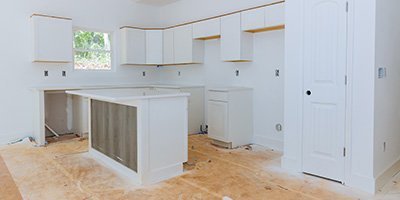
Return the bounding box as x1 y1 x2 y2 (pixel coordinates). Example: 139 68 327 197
0 134 398 200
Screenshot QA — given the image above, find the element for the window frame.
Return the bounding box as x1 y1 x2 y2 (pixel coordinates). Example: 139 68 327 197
72 27 115 72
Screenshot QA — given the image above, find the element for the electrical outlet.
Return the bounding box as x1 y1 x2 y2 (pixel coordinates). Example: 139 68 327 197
44 70 49 77
142 71 146 76
178 71 181 76
236 70 240 77
383 142 386 152
276 124 282 132
378 67 384 79
275 69 280 77
62 71 66 77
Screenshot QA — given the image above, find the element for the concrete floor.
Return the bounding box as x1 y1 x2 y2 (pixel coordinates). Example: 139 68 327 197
0 134 399 200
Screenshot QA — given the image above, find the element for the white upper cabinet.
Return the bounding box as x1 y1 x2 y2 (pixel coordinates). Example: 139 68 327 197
265 3 285 27
31 15 73 63
193 18 221 40
241 7 266 31
173 24 204 64
221 13 253 62
163 28 174 65
241 3 285 32
120 28 146 65
146 30 163 65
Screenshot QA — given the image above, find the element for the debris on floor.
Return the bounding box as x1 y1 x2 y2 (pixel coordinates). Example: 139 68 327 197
0 134 394 200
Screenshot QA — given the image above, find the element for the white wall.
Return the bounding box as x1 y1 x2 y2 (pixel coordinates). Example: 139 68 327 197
0 0 160 144
373 0 400 185
158 0 285 150
159 0 282 27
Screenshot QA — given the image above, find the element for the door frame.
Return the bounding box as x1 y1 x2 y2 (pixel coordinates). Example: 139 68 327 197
298 0 354 185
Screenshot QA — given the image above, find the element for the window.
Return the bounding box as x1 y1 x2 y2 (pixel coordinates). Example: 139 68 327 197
73 29 112 70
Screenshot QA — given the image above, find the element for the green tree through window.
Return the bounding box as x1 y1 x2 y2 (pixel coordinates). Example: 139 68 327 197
73 30 112 70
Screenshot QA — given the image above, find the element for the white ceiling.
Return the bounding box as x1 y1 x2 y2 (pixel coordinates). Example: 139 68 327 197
132 0 181 6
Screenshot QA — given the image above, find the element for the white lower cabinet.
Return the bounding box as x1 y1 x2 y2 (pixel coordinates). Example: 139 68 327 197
208 101 228 141
208 87 253 148
153 86 205 134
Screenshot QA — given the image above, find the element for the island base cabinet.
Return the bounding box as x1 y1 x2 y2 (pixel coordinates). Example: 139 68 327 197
87 94 188 185
91 100 138 172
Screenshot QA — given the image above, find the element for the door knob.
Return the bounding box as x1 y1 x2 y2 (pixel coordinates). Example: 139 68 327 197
306 90 312 96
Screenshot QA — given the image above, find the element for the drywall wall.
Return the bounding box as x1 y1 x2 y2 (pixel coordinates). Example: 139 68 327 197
0 0 160 144
373 0 400 188
158 0 285 150
283 0 377 193
159 0 282 27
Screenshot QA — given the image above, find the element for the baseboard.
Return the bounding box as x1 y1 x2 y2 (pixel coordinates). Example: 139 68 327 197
147 163 183 184
281 156 301 171
345 171 375 194
89 148 141 184
374 157 400 193
0 131 32 145
252 135 283 151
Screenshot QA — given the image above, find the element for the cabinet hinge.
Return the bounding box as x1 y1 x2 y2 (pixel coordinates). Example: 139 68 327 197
343 147 346 157
346 2 349 12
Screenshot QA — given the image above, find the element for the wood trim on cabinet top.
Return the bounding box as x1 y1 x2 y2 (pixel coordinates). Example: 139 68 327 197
244 25 285 33
119 1 285 30
30 14 72 21
120 26 164 30
195 35 221 40
33 60 72 63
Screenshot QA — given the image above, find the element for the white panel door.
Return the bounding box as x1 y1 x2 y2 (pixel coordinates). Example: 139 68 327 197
302 0 347 182
208 101 228 142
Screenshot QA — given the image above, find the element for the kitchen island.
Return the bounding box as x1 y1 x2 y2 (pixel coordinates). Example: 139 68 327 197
66 88 189 184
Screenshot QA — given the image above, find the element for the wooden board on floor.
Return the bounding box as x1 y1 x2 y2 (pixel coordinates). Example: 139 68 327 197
0 154 23 200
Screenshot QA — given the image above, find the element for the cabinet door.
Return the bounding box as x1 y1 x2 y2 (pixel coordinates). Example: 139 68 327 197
31 16 72 62
146 30 163 65
221 13 253 62
193 18 221 39
241 7 265 31
163 28 174 64
120 28 146 64
208 101 228 142
174 24 193 64
265 3 285 27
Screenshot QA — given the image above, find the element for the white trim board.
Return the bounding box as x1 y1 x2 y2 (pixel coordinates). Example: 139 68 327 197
253 135 283 151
